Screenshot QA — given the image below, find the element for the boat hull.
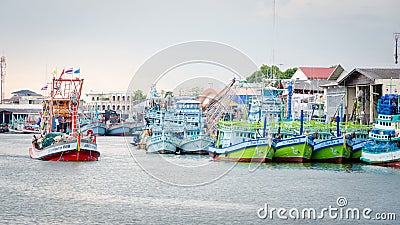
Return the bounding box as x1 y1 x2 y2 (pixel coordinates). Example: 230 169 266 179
179 135 213 154
80 122 107 136
208 138 274 162
346 139 371 161
29 140 100 161
361 147 400 167
107 124 131 136
311 137 350 163
146 136 177 154
272 136 312 163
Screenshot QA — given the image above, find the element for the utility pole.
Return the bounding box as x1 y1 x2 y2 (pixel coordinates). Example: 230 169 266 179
395 33 399 64
0 56 6 104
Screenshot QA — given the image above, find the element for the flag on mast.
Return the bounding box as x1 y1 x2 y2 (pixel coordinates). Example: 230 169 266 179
51 69 57 76
65 68 73 74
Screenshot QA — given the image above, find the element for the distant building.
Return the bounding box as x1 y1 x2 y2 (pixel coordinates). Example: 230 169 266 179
291 65 345 81
0 104 41 124
84 91 137 117
0 90 43 124
9 90 44 104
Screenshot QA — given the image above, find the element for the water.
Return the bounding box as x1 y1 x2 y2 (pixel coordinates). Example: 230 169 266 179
0 134 399 224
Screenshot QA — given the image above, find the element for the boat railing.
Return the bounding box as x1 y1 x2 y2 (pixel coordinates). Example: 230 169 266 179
369 132 400 141
363 142 399 153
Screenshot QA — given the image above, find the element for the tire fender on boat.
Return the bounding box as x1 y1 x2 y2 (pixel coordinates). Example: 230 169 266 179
87 129 94 136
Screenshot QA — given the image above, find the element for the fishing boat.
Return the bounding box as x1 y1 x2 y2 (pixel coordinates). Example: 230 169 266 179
81 121 107 136
361 94 400 167
272 133 313 163
271 111 313 163
141 85 181 153
207 120 274 162
107 122 131 136
343 123 372 161
145 110 181 154
29 74 100 161
80 106 107 136
176 99 213 154
146 125 180 154
310 131 349 163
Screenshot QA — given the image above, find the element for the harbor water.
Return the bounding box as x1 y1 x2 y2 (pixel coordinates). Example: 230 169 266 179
0 134 399 224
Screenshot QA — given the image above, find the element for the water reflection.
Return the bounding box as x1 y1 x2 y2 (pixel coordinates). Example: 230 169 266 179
233 161 400 175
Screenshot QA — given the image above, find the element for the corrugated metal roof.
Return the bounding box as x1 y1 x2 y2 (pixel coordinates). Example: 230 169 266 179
337 68 400 85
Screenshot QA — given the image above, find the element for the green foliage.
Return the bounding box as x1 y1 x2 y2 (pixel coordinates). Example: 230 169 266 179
246 64 298 83
133 90 146 101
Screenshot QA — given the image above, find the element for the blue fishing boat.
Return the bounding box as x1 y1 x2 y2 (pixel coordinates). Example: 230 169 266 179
361 94 400 167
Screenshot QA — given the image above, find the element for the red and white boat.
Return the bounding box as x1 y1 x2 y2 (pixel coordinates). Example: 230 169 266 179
29 74 100 161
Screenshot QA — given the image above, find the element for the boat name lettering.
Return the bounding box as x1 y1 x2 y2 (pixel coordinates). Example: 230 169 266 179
279 138 302 145
49 145 70 153
315 139 341 149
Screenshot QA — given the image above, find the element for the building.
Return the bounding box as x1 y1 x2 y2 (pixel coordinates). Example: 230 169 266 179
84 91 139 118
9 90 44 104
337 68 400 124
0 90 43 124
291 65 345 81
0 104 41 124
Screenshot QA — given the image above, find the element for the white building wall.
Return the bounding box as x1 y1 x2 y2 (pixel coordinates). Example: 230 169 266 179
291 69 308 80
376 79 400 95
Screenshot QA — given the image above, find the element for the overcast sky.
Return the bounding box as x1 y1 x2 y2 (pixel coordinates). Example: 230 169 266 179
0 0 399 98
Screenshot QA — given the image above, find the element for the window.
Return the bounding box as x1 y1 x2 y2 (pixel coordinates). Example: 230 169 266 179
92 97 95 101
127 96 130 101
122 106 125 111
122 96 125 101
102 105 106 110
117 96 120 101
112 105 115 110
117 105 120 110
107 105 110 110
97 97 99 101
127 105 130 110
112 96 115 101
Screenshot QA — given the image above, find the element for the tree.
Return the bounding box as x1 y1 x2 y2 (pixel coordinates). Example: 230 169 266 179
246 64 298 83
133 90 146 101
282 67 298 79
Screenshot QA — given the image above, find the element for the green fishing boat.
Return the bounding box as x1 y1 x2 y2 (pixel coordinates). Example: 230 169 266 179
208 120 274 162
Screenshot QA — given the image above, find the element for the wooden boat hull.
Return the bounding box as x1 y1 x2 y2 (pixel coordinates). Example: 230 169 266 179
361 147 400 167
208 138 274 162
80 122 107 136
178 134 213 154
311 137 350 163
107 124 131 136
29 139 100 161
146 135 178 154
272 136 313 163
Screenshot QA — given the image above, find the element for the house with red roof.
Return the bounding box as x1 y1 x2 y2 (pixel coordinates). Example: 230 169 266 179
291 65 345 80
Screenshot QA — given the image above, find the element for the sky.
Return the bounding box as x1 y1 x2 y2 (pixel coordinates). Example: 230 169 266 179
0 0 399 99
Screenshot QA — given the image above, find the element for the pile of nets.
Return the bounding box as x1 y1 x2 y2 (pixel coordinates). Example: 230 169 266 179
377 94 398 115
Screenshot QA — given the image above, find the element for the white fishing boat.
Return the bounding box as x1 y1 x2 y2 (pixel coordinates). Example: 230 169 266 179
176 99 213 154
